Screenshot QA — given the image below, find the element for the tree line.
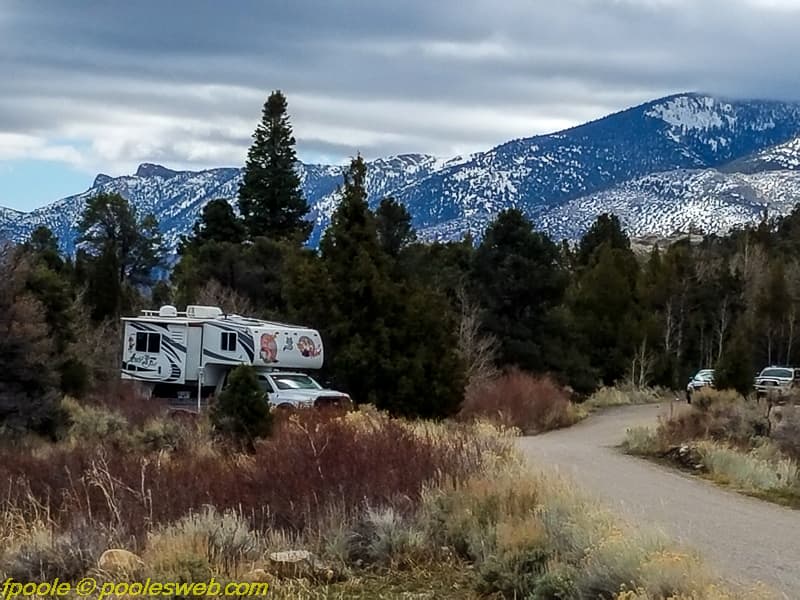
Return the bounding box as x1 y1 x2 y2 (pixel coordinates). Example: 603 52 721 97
3 89 800 434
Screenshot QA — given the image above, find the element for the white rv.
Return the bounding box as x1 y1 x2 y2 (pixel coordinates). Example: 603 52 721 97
121 305 350 410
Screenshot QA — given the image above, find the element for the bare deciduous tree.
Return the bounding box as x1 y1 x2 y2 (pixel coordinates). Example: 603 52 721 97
456 287 499 394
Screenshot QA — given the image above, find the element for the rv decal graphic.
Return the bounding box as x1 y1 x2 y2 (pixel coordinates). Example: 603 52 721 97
260 333 279 363
283 336 294 351
127 353 158 369
297 335 321 358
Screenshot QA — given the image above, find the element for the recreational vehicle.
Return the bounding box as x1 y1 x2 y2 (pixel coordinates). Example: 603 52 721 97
121 305 350 410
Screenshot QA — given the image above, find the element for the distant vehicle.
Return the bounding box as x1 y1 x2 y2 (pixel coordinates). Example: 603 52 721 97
121 305 351 410
754 366 800 400
686 369 714 402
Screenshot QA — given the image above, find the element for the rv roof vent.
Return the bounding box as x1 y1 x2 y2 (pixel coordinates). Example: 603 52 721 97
159 305 178 318
186 305 223 319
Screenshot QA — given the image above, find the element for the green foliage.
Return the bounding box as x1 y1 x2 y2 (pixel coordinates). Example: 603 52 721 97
238 90 311 243
76 192 163 320
210 365 273 446
571 244 640 384
714 328 754 397
375 196 417 257
0 251 63 437
576 212 630 266
471 209 569 374
320 156 465 416
182 199 245 251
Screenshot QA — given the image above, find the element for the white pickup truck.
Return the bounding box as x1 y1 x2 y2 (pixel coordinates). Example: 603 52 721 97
754 366 800 400
255 371 351 409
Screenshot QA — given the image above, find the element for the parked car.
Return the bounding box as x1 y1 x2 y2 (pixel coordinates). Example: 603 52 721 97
754 366 800 400
686 369 714 402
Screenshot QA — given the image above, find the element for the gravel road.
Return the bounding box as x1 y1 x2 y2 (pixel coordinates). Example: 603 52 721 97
518 403 800 598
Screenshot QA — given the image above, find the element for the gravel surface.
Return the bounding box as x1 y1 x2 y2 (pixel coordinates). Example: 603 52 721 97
518 403 800 598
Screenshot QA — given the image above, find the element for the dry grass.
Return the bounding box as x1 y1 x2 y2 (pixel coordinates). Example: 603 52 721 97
458 369 583 434
0 395 775 599
586 382 670 410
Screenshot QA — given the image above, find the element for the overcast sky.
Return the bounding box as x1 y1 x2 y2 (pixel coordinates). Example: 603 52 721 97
3 0 800 210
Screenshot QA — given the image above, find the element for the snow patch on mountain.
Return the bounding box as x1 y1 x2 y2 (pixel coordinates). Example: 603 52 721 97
646 95 737 132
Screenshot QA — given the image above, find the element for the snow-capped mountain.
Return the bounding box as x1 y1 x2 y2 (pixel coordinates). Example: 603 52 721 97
0 155 449 253
4 92 800 252
393 93 800 237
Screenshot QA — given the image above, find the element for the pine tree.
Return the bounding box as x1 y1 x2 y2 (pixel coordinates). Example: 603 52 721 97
0 249 63 436
211 365 272 448
715 325 754 398
577 213 631 266
320 156 392 406
320 156 465 416
471 209 568 374
238 90 311 243
77 193 163 319
180 199 245 252
571 244 640 384
375 197 416 257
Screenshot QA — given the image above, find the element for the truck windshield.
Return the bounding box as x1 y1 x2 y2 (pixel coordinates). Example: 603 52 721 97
760 368 793 379
270 374 322 390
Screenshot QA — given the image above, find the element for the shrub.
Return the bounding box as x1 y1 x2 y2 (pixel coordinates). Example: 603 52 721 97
586 383 665 409
771 404 800 461
1 522 108 581
622 426 661 456
132 417 189 453
62 396 129 444
210 365 273 447
0 409 505 541
459 369 581 434
346 505 426 566
695 441 799 492
656 391 768 448
145 507 261 577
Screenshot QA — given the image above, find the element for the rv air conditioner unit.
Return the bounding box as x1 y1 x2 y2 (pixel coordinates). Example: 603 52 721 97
158 305 178 318
186 305 224 319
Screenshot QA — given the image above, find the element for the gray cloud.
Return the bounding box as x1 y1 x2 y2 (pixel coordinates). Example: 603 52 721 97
2 0 800 177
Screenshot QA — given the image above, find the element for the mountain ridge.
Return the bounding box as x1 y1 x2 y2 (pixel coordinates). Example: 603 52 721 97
4 92 800 253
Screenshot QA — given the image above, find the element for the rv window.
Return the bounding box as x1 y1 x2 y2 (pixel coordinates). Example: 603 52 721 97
221 332 237 352
135 332 161 353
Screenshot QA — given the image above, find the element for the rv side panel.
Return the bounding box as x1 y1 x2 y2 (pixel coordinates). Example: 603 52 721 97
201 322 255 367
121 320 188 384
185 325 203 381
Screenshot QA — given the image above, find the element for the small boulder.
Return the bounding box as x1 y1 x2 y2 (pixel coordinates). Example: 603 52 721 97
98 549 145 573
268 550 341 581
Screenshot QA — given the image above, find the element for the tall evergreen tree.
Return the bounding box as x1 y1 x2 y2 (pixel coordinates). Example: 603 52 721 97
238 90 311 242
571 244 640 384
471 209 568 374
375 197 416 257
320 156 464 417
577 213 631 266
